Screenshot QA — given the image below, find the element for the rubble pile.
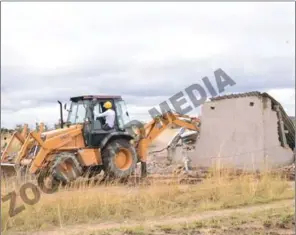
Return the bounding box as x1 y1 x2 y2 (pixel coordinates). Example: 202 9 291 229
271 163 295 180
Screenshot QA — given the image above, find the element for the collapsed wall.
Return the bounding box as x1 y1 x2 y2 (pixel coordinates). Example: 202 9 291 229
189 92 295 171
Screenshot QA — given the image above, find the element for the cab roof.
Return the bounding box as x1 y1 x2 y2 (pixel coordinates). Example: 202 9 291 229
70 95 123 102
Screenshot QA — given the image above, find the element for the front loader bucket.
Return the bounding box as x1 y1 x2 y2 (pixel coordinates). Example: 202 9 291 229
1 126 28 179
1 123 45 184
1 124 39 180
1 163 17 179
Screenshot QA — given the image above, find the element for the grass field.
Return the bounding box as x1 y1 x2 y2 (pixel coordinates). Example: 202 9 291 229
1 169 294 234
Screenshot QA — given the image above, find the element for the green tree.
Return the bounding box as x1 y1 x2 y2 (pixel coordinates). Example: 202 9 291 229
15 124 23 132
35 122 40 132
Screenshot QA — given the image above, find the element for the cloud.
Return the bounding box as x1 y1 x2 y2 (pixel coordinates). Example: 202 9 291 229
1 2 295 128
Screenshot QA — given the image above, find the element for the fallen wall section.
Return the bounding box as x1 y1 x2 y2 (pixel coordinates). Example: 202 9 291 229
190 92 295 171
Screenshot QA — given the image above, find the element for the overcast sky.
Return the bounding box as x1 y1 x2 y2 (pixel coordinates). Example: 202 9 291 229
1 2 295 129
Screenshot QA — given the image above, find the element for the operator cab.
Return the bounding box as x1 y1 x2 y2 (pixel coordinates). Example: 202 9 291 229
65 95 131 147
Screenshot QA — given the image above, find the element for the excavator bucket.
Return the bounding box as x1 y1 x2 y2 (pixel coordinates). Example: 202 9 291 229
1 123 44 180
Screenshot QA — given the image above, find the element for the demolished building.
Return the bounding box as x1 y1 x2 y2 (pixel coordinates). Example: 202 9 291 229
190 91 295 171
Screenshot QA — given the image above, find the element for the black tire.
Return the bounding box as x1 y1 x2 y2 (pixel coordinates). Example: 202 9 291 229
37 152 82 194
102 138 137 179
37 168 61 194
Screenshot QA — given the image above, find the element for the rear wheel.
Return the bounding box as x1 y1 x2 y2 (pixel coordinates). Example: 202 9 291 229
102 139 137 179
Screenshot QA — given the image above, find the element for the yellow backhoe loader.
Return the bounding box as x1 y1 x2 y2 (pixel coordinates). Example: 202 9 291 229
1 95 200 193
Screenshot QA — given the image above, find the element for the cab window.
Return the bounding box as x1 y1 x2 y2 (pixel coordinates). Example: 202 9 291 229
115 100 130 129
67 101 87 124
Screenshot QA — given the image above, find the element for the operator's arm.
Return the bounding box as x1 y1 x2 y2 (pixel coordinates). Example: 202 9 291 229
96 110 109 118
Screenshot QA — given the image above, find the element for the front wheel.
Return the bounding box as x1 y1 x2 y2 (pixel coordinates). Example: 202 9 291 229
37 168 61 194
102 139 138 179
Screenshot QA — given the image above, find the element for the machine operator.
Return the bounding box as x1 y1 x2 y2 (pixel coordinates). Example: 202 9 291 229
95 101 115 131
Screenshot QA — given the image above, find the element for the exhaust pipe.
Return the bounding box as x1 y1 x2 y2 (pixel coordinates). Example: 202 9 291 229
57 100 64 128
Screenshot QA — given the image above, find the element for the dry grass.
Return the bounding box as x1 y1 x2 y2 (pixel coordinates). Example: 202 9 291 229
81 205 295 235
1 169 294 233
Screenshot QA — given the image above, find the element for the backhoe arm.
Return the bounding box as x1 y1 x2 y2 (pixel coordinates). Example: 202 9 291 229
136 112 200 162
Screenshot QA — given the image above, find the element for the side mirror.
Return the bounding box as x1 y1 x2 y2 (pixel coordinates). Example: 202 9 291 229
126 112 129 117
64 103 67 110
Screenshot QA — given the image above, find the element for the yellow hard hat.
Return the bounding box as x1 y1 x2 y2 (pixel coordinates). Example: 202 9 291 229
103 101 112 109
